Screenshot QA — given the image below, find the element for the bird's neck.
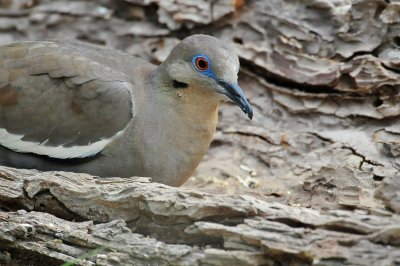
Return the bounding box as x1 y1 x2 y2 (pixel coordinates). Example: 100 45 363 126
177 88 219 137
131 68 220 186
152 67 220 136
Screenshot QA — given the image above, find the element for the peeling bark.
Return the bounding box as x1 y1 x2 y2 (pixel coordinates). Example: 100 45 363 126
0 167 399 266
0 0 400 264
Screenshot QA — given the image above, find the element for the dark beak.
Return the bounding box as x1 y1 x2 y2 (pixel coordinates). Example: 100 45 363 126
219 81 253 120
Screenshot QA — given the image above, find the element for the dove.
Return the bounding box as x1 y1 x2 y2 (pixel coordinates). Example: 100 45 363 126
0 34 252 186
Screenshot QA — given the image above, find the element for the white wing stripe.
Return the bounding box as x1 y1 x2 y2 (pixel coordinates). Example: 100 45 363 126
0 128 123 159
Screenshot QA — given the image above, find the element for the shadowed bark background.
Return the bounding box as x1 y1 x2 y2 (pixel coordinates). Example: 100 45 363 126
0 0 400 265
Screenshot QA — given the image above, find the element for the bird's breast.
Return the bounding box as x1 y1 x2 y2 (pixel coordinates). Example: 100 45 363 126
131 102 218 186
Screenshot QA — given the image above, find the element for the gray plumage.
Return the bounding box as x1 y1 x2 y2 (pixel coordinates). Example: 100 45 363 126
0 35 252 186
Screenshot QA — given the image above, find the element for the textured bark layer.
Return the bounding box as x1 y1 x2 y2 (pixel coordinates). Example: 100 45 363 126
0 167 399 266
0 0 400 265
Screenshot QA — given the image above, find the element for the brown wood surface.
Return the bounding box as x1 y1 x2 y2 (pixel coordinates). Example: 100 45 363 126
0 167 399 265
0 0 400 265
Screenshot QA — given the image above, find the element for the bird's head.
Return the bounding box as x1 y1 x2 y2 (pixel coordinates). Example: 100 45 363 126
162 34 253 120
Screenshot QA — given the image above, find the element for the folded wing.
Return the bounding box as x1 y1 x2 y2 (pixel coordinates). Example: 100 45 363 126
0 41 133 159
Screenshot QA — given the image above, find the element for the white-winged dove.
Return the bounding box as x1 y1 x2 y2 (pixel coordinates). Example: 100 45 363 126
0 34 252 186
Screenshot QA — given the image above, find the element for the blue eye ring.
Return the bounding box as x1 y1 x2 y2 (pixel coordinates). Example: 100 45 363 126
192 54 218 80
192 54 210 71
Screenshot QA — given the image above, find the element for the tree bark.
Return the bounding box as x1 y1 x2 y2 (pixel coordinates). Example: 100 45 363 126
0 0 400 265
0 166 399 266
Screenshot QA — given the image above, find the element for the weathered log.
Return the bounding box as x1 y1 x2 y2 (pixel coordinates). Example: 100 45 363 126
0 0 399 210
0 166 399 266
1 0 400 265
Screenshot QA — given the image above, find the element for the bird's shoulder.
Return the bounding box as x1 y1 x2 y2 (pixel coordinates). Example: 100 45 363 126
0 40 156 82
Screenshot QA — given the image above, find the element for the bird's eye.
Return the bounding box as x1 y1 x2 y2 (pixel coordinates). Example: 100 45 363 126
195 57 209 71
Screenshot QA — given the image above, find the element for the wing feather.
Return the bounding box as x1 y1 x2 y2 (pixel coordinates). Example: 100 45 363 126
0 41 134 159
